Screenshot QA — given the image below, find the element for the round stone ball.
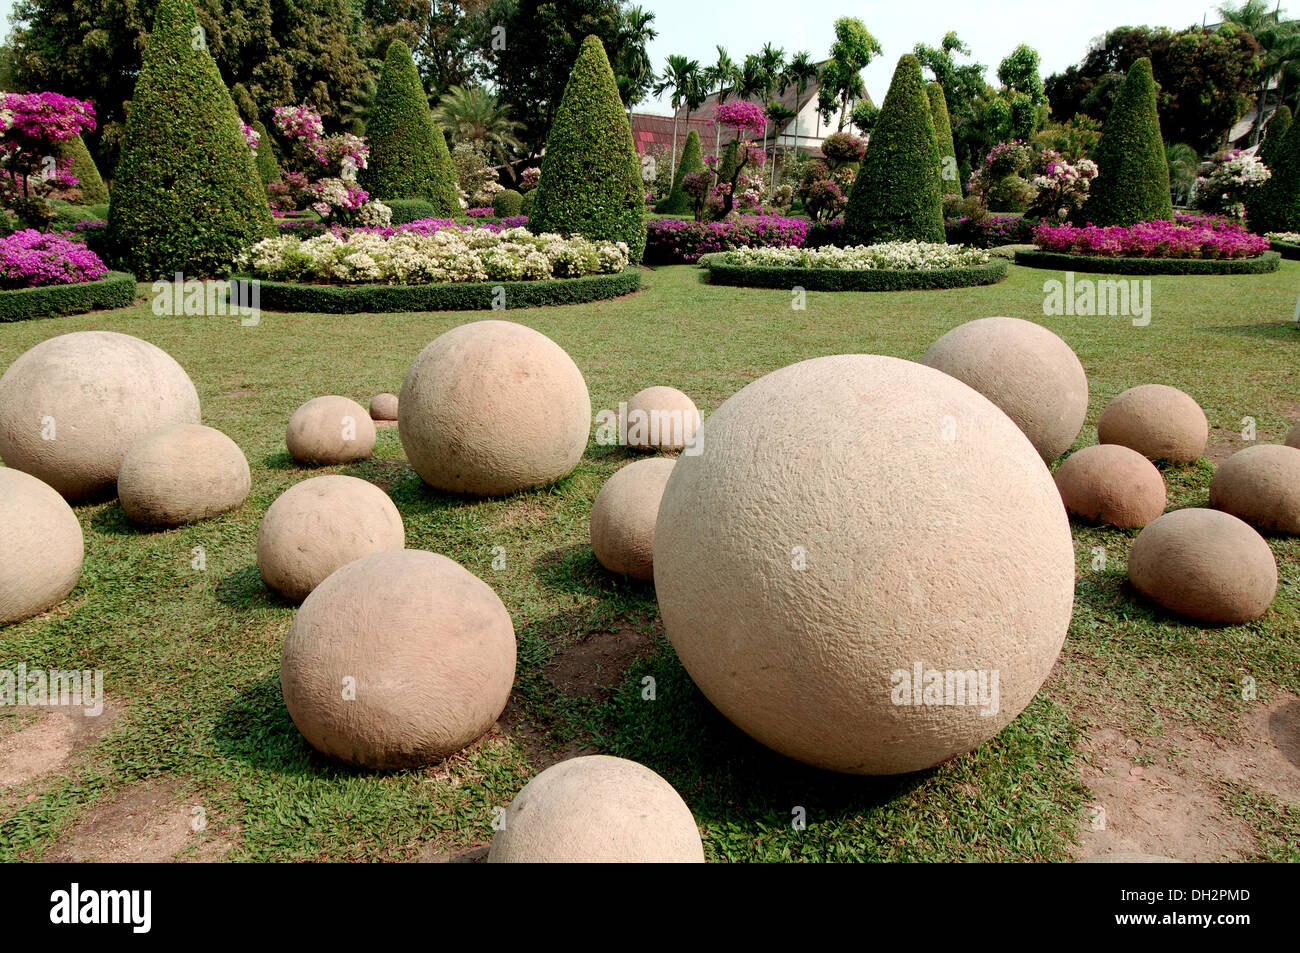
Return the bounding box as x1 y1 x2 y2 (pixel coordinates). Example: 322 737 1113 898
1053 444 1167 529
1209 444 1300 535
626 386 701 452
117 424 251 528
590 458 675 580
1128 509 1277 624
257 474 405 602
920 316 1089 462
0 330 200 501
487 755 704 863
0 468 84 625
369 393 398 421
653 354 1075 776
399 320 591 496
286 396 376 465
280 549 516 769
1097 384 1208 463
1285 422 1300 449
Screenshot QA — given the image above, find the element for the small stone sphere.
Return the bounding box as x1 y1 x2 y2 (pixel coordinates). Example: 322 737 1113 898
487 755 705 863
1209 444 1300 535
1097 384 1208 463
921 316 1089 461
1053 444 1166 529
0 468 84 625
399 320 591 496
369 393 399 421
1285 422 1300 449
286 396 376 465
0 330 200 501
626 386 701 452
257 474 405 602
280 549 516 769
590 458 675 580
117 424 251 527
1128 508 1277 624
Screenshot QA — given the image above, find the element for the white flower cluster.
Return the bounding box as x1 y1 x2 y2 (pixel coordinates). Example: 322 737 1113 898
1267 231 1300 243
244 228 630 285
716 241 991 271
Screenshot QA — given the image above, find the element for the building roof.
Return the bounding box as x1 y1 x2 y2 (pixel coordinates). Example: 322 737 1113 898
628 113 739 156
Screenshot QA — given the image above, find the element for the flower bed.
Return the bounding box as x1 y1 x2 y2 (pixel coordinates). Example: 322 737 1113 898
704 241 1007 291
0 229 107 288
1032 220 1268 259
0 271 135 321
644 214 810 264
944 212 1035 248
1267 232 1300 259
1015 249 1280 275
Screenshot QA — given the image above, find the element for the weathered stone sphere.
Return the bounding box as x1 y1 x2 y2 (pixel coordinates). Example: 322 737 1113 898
1053 444 1167 529
1128 508 1277 624
590 458 675 580
0 468 84 625
369 393 398 421
399 320 591 496
626 386 701 452
117 424 251 527
0 331 200 501
1209 444 1300 535
281 549 516 769
1286 422 1300 449
286 396 376 465
920 316 1088 461
257 475 404 602
487 755 704 863
654 355 1075 775
1097 384 1208 463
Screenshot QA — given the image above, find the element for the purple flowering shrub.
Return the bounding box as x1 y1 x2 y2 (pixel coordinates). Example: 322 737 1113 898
342 216 530 238
1033 220 1269 259
0 229 108 289
644 214 810 264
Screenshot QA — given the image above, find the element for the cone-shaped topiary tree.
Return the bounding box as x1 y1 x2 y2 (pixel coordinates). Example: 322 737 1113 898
59 135 109 205
1247 118 1300 233
842 55 945 245
1259 105 1292 173
1076 58 1173 226
531 35 646 262
657 129 703 214
927 83 960 197
251 120 281 185
361 40 459 214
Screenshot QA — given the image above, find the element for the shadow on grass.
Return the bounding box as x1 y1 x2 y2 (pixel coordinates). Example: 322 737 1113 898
86 502 154 537
1207 322 1299 340
1268 697 1300 769
215 563 297 610
532 541 659 605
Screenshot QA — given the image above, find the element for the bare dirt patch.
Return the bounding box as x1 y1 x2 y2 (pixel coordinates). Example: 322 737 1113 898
1205 428 1249 465
418 841 490 863
547 627 654 701
0 703 120 789
497 697 598 772
491 500 549 530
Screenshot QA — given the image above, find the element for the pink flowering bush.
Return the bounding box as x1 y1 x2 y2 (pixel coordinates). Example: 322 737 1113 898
1190 149 1270 220
1026 150 1098 221
0 91 97 228
709 101 767 138
1034 220 1268 259
270 105 381 226
466 207 493 218
0 229 108 289
644 214 810 264
967 140 1035 212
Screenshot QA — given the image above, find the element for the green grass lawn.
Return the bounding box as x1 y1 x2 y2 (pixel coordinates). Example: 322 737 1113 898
1 261 1297 862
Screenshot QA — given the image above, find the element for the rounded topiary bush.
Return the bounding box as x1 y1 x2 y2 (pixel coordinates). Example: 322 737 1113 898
1259 105 1292 173
383 199 438 225
492 188 524 218
521 191 535 216
60 135 109 205
0 468 84 626
657 129 704 215
251 119 281 185
1248 115 1300 234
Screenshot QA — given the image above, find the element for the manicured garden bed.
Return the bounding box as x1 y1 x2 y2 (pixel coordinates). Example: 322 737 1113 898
1269 239 1300 260
703 243 1008 291
1014 248 1281 275
0 271 137 321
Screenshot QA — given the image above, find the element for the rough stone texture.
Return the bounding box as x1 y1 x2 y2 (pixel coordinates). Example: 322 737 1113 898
626 386 701 452
654 354 1075 775
369 393 398 421
281 549 515 769
0 331 200 501
399 320 591 496
1053 443 1167 529
1286 423 1300 449
590 458 675 580
1097 384 1208 463
921 316 1089 461
257 474 404 602
0 468 84 625
118 424 251 527
1209 444 1300 535
286 396 376 465
487 755 704 862
1128 508 1277 624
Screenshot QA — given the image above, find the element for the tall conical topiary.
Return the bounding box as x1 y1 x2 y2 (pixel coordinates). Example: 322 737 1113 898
842 55 945 246
251 120 281 185
657 129 703 214
59 135 109 204
927 83 960 197
1259 105 1292 172
361 40 459 214
531 35 646 262
108 0 273 279
1247 118 1300 233
1077 58 1173 226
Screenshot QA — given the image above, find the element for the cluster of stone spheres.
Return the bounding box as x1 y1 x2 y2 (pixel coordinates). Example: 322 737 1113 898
1 318 1296 862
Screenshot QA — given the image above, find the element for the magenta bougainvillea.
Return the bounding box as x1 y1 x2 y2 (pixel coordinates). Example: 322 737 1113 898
0 229 108 289
644 214 809 264
269 104 379 224
1033 220 1268 259
0 91 97 228
710 100 767 137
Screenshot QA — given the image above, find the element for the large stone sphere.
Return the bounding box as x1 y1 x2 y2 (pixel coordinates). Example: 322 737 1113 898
1286 422 1300 449
1128 509 1277 624
920 316 1088 461
0 468 84 625
654 355 1075 775
286 396 376 465
399 320 591 496
1097 384 1208 463
281 549 516 769
0 331 200 501
590 458 675 580
118 424 251 528
1209 444 1300 535
369 393 398 421
626 386 701 452
487 755 704 863
1053 443 1166 529
257 475 404 602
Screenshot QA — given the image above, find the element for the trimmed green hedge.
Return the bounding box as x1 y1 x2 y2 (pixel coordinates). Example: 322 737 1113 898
383 199 438 224
1268 239 1300 260
0 272 137 322
60 135 110 205
1014 249 1281 275
704 258 1007 291
657 129 703 214
493 189 524 218
249 267 641 313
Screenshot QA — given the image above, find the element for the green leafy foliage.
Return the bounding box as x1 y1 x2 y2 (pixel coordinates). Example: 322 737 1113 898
58 135 109 204
656 129 703 214
0 271 136 321
492 189 524 217
251 120 281 185
1247 120 1300 233
927 83 960 196
1260 105 1293 172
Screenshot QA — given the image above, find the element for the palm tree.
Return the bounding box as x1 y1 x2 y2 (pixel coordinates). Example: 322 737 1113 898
758 43 786 163
765 102 797 187
706 46 738 158
615 5 659 114
784 51 820 159
654 55 704 183
433 86 524 168
1219 0 1300 144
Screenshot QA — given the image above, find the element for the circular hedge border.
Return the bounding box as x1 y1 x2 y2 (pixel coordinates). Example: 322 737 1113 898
251 267 641 314
1270 239 1300 260
1013 249 1281 275
703 257 1008 292
0 271 137 322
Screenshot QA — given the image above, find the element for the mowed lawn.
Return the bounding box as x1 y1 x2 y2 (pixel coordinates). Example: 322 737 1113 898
1 260 1297 862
